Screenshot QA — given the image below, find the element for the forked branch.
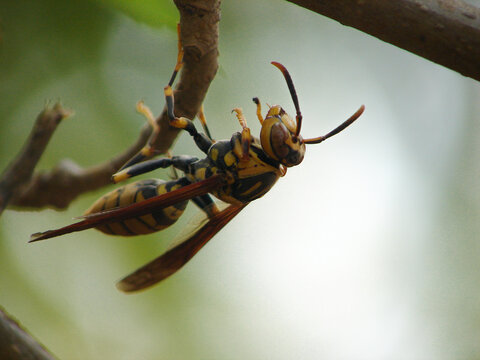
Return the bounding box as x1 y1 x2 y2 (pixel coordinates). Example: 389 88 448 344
1 0 220 213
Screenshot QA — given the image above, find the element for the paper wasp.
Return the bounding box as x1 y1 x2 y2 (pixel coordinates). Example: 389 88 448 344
31 30 365 292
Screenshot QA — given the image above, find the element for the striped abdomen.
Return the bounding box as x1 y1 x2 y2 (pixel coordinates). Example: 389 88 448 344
84 179 188 236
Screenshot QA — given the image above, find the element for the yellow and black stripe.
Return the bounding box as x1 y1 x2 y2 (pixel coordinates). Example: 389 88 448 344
84 179 188 236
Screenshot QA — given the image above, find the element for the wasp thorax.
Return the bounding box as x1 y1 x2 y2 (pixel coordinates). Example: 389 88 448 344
260 105 306 167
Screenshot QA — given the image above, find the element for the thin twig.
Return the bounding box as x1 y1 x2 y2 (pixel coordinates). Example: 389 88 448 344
286 0 480 82
0 103 71 214
8 125 152 209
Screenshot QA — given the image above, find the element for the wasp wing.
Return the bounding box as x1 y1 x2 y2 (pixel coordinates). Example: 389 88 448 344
165 201 231 251
117 203 247 292
30 175 224 242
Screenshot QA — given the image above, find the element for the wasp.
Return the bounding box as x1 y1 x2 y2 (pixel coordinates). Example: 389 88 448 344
31 30 365 292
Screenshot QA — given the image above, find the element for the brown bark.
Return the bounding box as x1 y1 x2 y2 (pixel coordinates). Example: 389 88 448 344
286 0 480 82
2 0 220 212
0 104 71 214
150 0 220 152
0 308 55 360
8 125 151 209
0 0 221 355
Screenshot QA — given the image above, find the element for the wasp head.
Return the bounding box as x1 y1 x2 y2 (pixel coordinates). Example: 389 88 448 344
260 61 365 167
260 105 305 167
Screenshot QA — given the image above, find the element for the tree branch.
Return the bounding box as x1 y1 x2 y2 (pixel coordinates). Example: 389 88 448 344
286 0 480 82
148 0 220 152
8 125 152 209
0 1 221 357
0 307 55 360
2 0 220 212
0 104 71 214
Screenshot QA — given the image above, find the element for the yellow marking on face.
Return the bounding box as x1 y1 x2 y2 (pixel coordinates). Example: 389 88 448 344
266 105 281 117
280 113 296 134
259 117 278 161
285 135 298 147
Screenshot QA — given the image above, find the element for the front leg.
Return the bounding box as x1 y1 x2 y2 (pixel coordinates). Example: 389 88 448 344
232 108 252 162
119 101 162 171
119 24 185 171
164 85 213 155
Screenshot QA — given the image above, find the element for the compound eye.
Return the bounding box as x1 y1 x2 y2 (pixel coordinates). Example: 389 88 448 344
270 122 290 160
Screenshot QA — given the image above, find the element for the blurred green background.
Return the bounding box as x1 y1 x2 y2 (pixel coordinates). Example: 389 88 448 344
2 0 480 359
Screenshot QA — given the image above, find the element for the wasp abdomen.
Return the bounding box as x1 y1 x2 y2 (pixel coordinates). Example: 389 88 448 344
84 179 188 236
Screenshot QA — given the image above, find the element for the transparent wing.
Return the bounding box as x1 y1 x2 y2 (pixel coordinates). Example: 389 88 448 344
117 203 247 292
166 200 230 251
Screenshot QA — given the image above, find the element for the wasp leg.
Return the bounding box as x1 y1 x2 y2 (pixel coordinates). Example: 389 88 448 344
191 194 220 217
119 101 162 171
119 25 184 171
252 97 264 124
168 23 184 87
232 108 251 161
197 104 213 141
166 150 181 180
163 24 212 154
136 100 159 138
163 26 210 154
112 155 199 183
164 85 213 155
